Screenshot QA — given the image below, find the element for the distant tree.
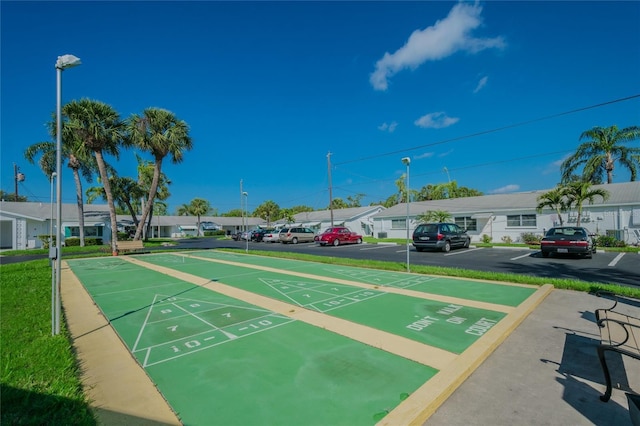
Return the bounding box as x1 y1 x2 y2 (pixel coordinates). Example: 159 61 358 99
289 205 314 214
177 198 212 236
346 193 365 207
561 125 640 184
536 187 568 226
0 190 27 202
222 209 243 217
416 210 452 223
136 155 172 239
562 181 609 226
254 201 280 225
86 176 146 226
329 198 349 209
280 208 296 224
416 181 482 201
127 108 192 241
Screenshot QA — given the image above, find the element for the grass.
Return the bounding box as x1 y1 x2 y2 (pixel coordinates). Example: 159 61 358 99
0 260 96 425
1 242 638 423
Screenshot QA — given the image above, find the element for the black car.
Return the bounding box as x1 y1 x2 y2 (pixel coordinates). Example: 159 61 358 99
540 226 596 258
251 228 274 242
412 223 471 252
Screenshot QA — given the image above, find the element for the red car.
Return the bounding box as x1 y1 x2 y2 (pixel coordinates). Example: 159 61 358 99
314 226 363 246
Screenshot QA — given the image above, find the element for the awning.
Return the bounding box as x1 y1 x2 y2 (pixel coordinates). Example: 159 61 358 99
179 225 198 230
471 213 494 219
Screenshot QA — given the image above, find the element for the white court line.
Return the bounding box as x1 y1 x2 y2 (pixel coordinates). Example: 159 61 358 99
608 253 625 267
511 252 535 260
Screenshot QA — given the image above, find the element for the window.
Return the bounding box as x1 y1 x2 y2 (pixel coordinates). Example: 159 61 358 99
455 217 477 231
68 226 103 237
507 214 537 227
391 219 407 229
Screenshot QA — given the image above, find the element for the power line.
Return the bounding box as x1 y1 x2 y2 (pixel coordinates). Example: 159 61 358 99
335 94 640 166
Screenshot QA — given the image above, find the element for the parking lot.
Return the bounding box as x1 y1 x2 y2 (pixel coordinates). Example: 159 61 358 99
220 240 640 289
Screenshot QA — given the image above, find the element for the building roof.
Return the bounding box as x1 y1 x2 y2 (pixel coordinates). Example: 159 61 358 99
1 201 110 221
275 205 385 225
374 181 640 219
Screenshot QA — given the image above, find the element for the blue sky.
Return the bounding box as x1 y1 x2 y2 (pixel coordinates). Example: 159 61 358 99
2 1 639 214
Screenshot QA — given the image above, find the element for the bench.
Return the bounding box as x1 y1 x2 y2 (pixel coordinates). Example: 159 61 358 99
595 291 640 402
116 240 145 254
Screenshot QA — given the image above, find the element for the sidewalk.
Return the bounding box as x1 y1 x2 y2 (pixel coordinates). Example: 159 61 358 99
426 289 639 425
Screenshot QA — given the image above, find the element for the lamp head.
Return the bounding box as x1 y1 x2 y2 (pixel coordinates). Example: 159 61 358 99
56 54 81 70
401 157 411 166
242 192 248 196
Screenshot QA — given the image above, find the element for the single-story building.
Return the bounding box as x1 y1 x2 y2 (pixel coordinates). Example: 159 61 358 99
273 205 386 236
0 201 264 250
372 181 640 245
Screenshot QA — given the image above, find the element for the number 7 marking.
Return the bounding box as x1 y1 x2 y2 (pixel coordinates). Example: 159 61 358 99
167 325 178 332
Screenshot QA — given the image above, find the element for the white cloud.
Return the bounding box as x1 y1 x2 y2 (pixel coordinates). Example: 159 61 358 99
414 111 459 129
473 75 488 93
378 121 398 132
489 184 520 194
370 2 505 91
415 152 435 159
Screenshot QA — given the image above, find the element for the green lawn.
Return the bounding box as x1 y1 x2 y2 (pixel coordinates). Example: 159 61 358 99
0 260 96 425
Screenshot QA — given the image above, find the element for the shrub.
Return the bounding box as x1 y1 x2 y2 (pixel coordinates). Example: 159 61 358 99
521 232 542 245
481 234 492 243
595 235 626 248
501 236 513 244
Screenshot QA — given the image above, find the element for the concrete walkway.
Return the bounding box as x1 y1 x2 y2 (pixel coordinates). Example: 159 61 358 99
427 289 639 425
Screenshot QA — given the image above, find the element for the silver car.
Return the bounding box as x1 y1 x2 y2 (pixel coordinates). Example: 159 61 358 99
279 227 315 244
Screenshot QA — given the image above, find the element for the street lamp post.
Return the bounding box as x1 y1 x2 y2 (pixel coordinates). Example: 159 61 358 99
50 172 56 335
243 192 248 253
401 157 411 273
53 54 81 335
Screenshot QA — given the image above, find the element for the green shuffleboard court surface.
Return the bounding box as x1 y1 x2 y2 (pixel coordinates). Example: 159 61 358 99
187 249 537 307
66 257 437 425
66 250 548 425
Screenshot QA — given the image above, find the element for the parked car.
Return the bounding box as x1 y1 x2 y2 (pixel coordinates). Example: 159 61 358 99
279 227 315 244
540 226 596 258
231 230 243 241
251 228 274 242
315 226 363 246
262 230 281 243
412 223 471 252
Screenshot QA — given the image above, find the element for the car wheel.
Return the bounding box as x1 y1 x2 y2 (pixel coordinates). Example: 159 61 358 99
333 239 340 246
292 237 298 244
356 238 362 244
463 238 470 248
442 241 451 252
541 251 549 258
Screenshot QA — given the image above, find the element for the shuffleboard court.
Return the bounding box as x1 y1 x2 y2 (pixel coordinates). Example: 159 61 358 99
66 257 438 425
184 249 537 307
65 250 552 425
135 253 509 354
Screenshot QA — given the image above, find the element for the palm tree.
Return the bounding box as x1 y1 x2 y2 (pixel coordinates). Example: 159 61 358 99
86 176 146 227
25 121 98 247
562 181 609 226
254 200 280 226
416 210 452 223
127 108 192 241
177 198 211 236
561 125 640 184
63 99 126 255
136 155 171 239
536 187 568 226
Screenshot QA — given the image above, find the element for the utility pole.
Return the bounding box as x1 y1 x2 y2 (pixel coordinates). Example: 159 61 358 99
327 152 334 227
14 163 25 200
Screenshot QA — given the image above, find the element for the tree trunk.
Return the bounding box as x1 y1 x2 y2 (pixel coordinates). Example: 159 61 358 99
72 168 86 247
94 150 119 254
134 157 162 241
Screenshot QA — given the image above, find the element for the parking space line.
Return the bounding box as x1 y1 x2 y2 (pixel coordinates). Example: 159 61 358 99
511 252 535 260
608 253 625 267
444 248 482 256
360 244 396 251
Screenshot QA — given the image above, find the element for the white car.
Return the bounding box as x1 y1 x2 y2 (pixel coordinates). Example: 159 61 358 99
262 230 280 243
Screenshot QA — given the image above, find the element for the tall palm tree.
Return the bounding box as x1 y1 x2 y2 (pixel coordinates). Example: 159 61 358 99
536 187 568 226
127 108 192 241
63 99 126 254
562 181 609 226
136 155 171 239
25 122 98 247
561 125 640 184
